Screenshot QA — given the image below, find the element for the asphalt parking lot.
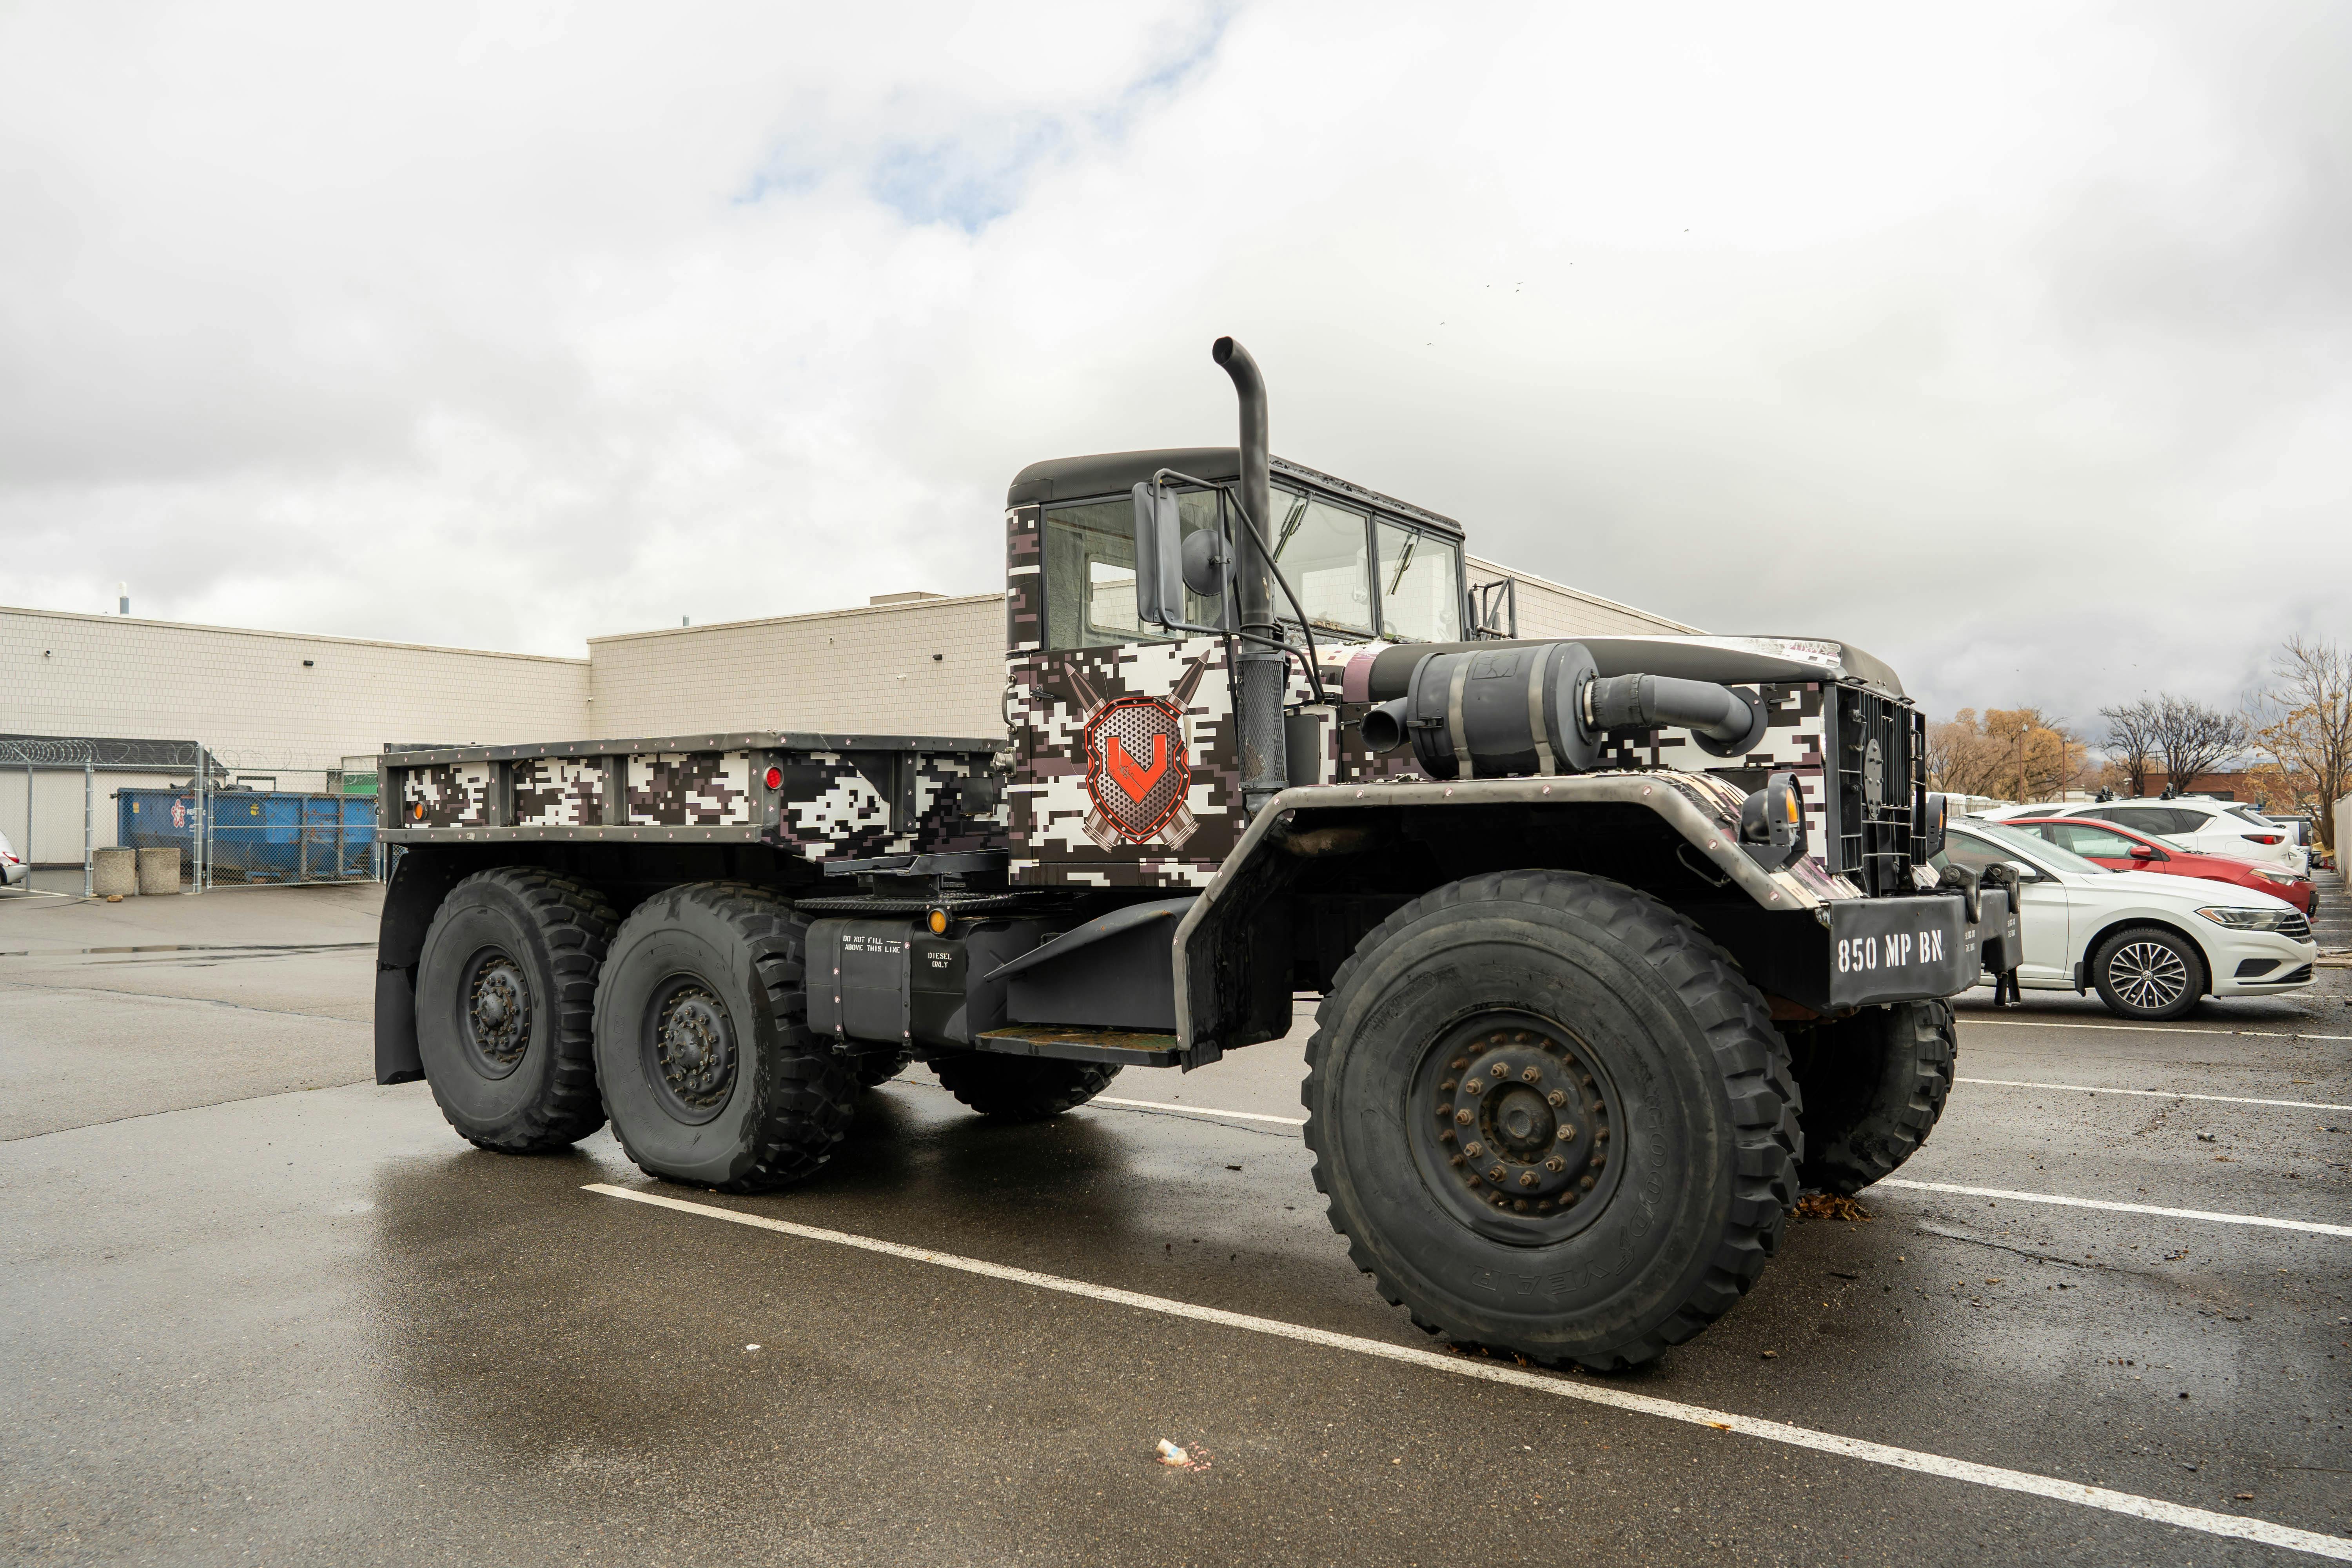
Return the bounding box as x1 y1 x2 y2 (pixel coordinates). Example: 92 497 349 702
4 883 2348 1565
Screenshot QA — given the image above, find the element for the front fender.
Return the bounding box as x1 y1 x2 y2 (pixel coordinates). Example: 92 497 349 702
1171 775 1831 1050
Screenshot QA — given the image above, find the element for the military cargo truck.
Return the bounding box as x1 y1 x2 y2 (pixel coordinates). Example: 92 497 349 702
374 338 2016 1369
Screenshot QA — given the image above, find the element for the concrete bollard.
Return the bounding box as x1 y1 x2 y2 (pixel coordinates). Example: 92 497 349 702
136 847 182 895
93 847 136 897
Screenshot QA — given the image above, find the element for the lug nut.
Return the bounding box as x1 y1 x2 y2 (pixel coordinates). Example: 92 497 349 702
1487 1165 1506 1181
1437 1103 1454 1119
1464 1141 1483 1158
1595 1127 1608 1141
1439 1129 1455 1143
1590 1152 1606 1168
1546 1089 1566 1107
1556 1125 1576 1141
1455 1109 1473 1125
1521 1066 1541 1083
1490 1063 1508 1078
1451 1057 1469 1071
1464 1080 1484 1096
1579 1175 1595 1190
1517 1171 1537 1188
1513 1031 1530 1044
1513 1199 1530 1212
1544 1157 1566 1173
1450 1154 1465 1167
1440 1079 1457 1093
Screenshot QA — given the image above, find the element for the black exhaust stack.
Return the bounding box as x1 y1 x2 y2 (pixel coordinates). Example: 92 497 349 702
1215 336 1288 816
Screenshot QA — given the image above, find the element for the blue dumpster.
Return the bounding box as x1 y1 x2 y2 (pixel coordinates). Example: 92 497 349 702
117 788 377 884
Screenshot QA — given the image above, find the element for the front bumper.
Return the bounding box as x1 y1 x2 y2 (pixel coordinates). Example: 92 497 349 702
2209 934 2321 995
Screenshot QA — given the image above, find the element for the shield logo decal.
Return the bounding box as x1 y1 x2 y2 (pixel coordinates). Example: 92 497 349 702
1082 694 1196 848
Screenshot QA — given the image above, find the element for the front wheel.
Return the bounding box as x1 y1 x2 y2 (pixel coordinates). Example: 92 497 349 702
593 882 857 1192
1303 870 1801 1372
2089 926 2205 1022
1793 1000 1956 1194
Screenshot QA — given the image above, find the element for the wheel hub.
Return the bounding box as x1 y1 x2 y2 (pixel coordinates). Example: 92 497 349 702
461 950 532 1077
646 981 736 1123
1414 1019 1618 1238
2109 941 2187 1011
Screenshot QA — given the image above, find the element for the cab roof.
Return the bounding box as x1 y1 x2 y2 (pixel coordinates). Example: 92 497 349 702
1007 448 1466 540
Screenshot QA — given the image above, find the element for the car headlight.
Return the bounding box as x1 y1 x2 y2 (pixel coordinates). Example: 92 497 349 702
2249 867 2299 884
2196 906 2302 931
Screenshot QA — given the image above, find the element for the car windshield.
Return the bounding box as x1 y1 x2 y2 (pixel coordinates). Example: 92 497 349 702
1961 820 2110 876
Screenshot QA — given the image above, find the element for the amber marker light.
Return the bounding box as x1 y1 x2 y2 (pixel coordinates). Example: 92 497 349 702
927 908 949 935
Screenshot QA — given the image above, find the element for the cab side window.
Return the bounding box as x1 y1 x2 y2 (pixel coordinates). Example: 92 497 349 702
2106 807 2175 836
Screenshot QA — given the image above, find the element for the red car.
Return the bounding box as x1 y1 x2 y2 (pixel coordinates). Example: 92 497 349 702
2008 816 2318 916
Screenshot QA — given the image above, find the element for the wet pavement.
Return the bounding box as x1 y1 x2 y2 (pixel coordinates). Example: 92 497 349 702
4 885 2348 1564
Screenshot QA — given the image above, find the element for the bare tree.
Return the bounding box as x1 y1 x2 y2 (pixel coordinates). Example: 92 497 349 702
2250 635 2352 851
2099 699 2159 797
2147 694 2246 794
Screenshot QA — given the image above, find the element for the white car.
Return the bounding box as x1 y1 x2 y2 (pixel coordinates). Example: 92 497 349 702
1936 819 2315 1021
1987 797 2309 875
0 828 25 888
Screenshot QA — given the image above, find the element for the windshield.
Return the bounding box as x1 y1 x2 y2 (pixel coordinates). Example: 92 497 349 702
1952 821 2109 876
1265 486 1375 637
1376 520 1463 641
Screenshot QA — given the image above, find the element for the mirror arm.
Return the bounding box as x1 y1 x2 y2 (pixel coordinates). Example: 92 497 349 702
1153 469 1331 706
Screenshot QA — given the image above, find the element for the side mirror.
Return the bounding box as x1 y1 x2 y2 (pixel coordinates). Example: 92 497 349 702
2003 860 2045 883
2127 844 2157 860
1181 525 1226 601
1131 483 1187 628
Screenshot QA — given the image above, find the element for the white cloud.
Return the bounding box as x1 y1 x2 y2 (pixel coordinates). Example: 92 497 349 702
3 0 2344 730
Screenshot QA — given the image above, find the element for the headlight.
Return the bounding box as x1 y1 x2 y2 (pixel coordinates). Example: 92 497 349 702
2196 906 2303 931
2249 867 2298 884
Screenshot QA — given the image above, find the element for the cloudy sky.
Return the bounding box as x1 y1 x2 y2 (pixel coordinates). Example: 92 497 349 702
4 1 2345 726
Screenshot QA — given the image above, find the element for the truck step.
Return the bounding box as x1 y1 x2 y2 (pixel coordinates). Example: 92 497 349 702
973 1025 1181 1068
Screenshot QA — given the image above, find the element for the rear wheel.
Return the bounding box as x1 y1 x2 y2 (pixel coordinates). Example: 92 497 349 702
594 882 857 1191
2089 925 2205 1022
1303 869 1800 1372
933 1054 1121 1121
415 868 616 1152
1793 1000 1956 1194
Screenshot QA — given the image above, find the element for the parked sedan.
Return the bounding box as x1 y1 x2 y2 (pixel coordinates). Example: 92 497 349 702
1934 820 2315 1021
2005 816 2317 916
2055 798 2309 875
0 828 26 888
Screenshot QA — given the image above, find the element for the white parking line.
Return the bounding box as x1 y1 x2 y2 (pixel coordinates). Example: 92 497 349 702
1093 1096 1306 1126
1959 1018 2352 1043
1956 1078 2351 1112
585 1182 2351 1562
1877 1179 2352 1238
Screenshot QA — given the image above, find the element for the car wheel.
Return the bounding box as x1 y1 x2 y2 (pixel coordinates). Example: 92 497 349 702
2088 926 2205 1023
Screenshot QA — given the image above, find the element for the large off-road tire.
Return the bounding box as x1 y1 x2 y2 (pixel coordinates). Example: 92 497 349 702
415 867 616 1152
593 882 857 1192
1793 1000 1956 1194
1303 869 1801 1372
933 1054 1122 1121
2089 924 2206 1022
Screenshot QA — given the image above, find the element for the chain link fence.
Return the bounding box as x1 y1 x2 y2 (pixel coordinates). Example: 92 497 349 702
1 734 383 894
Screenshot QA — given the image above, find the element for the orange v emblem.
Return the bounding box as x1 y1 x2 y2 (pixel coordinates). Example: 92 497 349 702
1105 734 1171 801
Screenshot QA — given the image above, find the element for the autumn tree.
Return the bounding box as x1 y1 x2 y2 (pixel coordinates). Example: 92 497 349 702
2249 635 2352 851
1929 708 2087 802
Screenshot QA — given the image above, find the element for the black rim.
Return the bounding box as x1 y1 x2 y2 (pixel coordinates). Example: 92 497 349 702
641 975 737 1125
1406 1012 1625 1245
459 946 532 1079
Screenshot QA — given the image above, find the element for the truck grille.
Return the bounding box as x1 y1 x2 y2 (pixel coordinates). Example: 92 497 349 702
1831 688 1922 897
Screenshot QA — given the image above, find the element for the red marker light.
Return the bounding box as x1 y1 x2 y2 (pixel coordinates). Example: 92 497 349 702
764 766 783 789
2243 833 2281 845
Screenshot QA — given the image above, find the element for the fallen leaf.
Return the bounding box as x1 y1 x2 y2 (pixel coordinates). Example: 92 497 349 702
1791 1194 1874 1223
